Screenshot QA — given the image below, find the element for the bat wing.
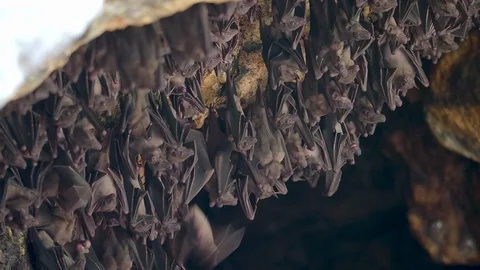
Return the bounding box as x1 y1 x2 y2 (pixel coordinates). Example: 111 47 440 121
403 46 429 87
85 243 106 270
236 175 258 220
28 228 65 270
108 168 129 215
54 165 92 213
173 205 216 269
184 130 214 204
212 144 235 203
202 224 246 268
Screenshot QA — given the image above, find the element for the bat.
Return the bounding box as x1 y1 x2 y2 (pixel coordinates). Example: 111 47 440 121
152 238 181 270
161 3 215 61
204 109 238 208
267 84 298 132
321 114 349 196
134 241 156 270
350 21 375 60
69 117 102 151
223 74 257 158
250 88 291 182
170 75 207 119
35 203 76 246
49 148 92 213
262 30 308 90
168 205 245 269
379 9 409 54
379 44 429 110
28 228 66 270
272 0 308 49
359 0 397 13
87 169 128 215
354 96 387 125
217 25 240 76
395 0 421 27
285 133 308 169
428 0 459 18
410 5 436 61
119 92 135 134
292 80 316 149
145 166 181 242
92 226 135 270
52 93 83 130
204 45 223 71
160 92 191 144
90 131 113 175
207 2 237 21
236 174 258 220
355 54 369 91
236 0 258 17
84 242 106 270
183 129 214 204
0 170 39 231
128 188 159 243
336 6 371 42
308 0 337 79
210 16 239 45
0 119 27 169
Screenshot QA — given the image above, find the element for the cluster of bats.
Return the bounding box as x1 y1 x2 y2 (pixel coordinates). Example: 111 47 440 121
0 0 478 269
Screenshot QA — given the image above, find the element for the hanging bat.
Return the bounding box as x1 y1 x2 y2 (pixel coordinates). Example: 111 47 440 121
92 226 136 270
410 5 437 61
28 228 67 270
145 166 181 242
267 84 298 132
183 129 214 204
160 92 191 145
292 80 317 148
161 3 215 61
170 75 207 119
354 96 387 126
87 169 129 216
235 174 258 220
357 0 397 13
0 119 27 169
211 16 239 45
336 6 371 42
86 130 112 174
308 0 337 79
355 54 369 91
128 188 159 243
272 0 308 49
250 87 293 182
204 109 238 208
207 2 237 21
428 0 459 18
0 171 39 230
217 25 240 76
134 240 156 270
44 148 92 214
152 237 182 270
321 114 349 196
379 44 429 110
119 92 135 134
378 10 409 54
395 0 421 27
260 14 307 90
69 117 102 151
223 74 257 158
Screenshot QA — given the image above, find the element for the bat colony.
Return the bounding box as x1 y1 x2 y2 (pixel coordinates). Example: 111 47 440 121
0 0 478 269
